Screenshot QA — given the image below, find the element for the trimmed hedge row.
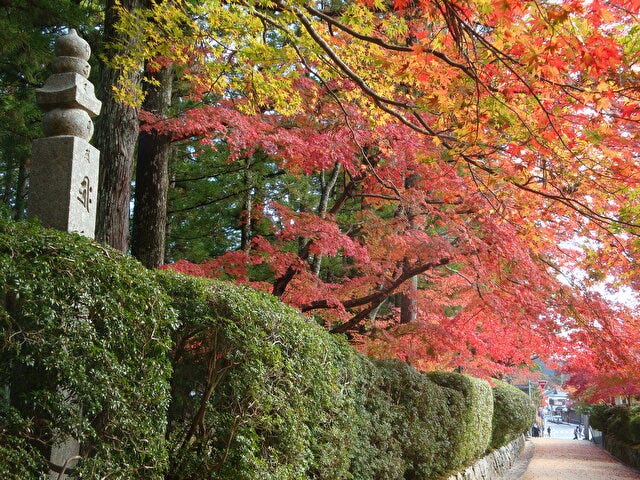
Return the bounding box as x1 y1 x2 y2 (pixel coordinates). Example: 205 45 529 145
0 219 174 479
1 219 535 479
589 404 640 445
491 380 537 450
427 371 494 465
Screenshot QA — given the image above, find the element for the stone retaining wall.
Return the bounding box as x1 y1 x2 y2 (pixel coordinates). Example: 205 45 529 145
446 435 525 480
603 435 640 470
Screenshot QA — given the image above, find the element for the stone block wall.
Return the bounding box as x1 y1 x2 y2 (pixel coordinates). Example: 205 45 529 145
604 435 640 470
446 435 525 480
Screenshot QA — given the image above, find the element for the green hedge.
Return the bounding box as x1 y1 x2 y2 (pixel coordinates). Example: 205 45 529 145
589 404 640 445
371 360 467 479
427 371 494 463
0 218 174 479
491 380 536 449
1 219 535 479
158 272 360 480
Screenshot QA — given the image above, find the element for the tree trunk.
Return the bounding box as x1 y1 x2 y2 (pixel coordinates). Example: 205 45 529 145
398 172 421 324
131 65 173 268
94 0 143 252
399 274 418 324
2 155 13 206
240 157 253 252
13 155 27 220
312 163 341 274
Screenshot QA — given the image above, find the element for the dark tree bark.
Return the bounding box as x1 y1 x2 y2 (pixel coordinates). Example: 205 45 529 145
240 157 254 252
312 163 341 274
399 274 418 324
13 156 27 220
398 172 421 324
131 65 173 268
94 0 143 252
2 155 13 206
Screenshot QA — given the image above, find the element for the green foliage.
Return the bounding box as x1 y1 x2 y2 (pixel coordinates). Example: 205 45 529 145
490 380 536 449
588 403 614 432
589 404 640 445
370 360 467 479
167 147 279 262
0 401 47 480
158 271 360 479
427 371 494 463
0 218 175 479
157 271 506 480
1 218 527 479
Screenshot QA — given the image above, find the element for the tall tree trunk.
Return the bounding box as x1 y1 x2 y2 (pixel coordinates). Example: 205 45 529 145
399 274 418 324
312 163 340 274
2 155 13 206
94 0 143 252
13 155 27 220
240 157 253 252
131 64 173 268
398 172 421 324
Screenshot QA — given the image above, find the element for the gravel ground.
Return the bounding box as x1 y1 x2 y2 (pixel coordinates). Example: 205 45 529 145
500 437 640 480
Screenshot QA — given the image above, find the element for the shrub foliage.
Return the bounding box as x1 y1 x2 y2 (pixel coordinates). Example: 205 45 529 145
589 404 640 445
1 219 535 479
427 371 495 462
491 380 536 449
0 218 175 479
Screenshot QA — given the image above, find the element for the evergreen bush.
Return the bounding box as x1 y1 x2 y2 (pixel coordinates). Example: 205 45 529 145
490 380 536 449
372 360 467 479
158 272 489 480
1 218 526 479
590 404 640 445
158 272 360 480
427 371 494 463
588 403 613 432
0 219 175 479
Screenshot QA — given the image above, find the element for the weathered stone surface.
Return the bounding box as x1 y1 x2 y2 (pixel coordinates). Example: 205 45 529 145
54 29 90 62
446 435 525 480
29 136 99 239
42 107 94 140
36 72 101 119
52 56 91 77
49 433 80 474
35 28 101 121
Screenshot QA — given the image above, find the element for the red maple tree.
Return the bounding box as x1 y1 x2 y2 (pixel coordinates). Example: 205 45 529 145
146 0 640 385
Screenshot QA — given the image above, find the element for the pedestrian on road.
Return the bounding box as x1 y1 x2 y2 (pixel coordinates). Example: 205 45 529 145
547 426 551 437
574 426 580 439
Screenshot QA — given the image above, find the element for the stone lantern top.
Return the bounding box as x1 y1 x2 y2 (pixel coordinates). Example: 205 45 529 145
55 29 91 61
35 29 102 140
51 29 92 78
29 27 102 244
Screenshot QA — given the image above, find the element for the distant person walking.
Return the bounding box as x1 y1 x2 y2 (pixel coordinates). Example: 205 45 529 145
574 426 580 439
547 426 551 437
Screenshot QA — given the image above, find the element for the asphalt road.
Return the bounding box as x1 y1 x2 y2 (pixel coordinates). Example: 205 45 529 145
537 419 583 440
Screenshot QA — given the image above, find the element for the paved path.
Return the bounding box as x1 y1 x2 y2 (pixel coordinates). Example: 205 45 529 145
501 437 640 480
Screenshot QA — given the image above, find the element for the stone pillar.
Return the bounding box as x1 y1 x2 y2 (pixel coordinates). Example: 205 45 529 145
29 29 102 239
28 29 102 479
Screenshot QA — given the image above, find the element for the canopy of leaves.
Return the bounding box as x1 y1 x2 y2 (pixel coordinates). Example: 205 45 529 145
137 0 640 389
3 0 639 395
